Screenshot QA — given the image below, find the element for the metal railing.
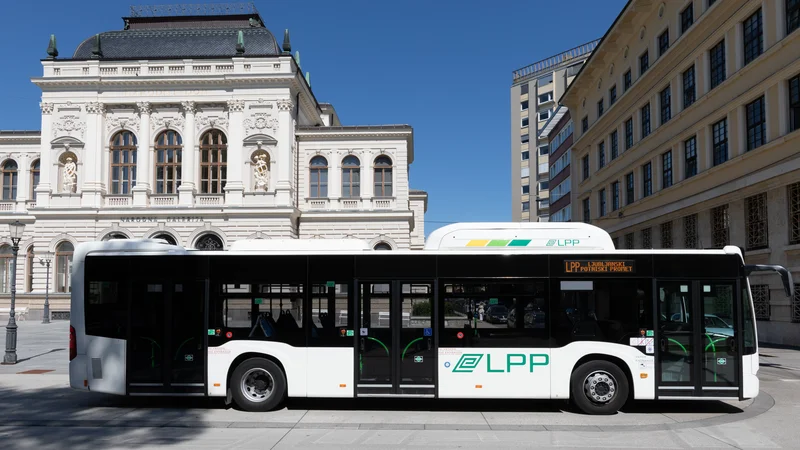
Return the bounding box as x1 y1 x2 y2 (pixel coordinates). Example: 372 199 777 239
129 3 258 18
512 39 600 82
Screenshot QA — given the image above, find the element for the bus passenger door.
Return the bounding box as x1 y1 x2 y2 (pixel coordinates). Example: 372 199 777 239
356 280 436 397
656 280 739 398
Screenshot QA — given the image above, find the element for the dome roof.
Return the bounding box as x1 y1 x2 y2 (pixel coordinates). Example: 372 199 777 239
73 26 281 60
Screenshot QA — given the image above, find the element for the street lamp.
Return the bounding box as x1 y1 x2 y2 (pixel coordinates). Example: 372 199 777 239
38 252 53 324
2 220 25 365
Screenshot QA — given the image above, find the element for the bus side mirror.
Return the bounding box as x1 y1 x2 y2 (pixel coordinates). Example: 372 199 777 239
745 265 795 298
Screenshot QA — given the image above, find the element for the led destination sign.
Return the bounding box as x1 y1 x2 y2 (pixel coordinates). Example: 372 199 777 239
565 260 636 274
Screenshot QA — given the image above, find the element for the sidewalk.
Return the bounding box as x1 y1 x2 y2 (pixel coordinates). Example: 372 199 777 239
0 321 68 375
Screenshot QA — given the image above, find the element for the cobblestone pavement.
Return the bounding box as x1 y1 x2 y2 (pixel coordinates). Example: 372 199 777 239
1 322 797 449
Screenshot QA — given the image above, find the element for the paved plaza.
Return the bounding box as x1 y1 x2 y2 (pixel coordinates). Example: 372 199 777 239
1 321 800 448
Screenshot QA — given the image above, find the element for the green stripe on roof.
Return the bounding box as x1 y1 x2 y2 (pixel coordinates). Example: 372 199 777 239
487 240 510 247
508 239 531 247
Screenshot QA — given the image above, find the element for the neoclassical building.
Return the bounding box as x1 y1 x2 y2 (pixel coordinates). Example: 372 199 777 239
0 4 427 319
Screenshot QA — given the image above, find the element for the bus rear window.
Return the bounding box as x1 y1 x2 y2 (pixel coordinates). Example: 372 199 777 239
86 280 126 338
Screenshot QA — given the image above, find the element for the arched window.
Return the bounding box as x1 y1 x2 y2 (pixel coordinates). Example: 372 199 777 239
199 130 227 194
25 246 34 293
56 241 74 293
373 242 392 251
110 131 137 194
2 160 18 200
342 155 360 198
309 156 328 198
0 245 12 293
374 156 393 197
155 130 182 194
102 233 128 241
152 233 178 246
195 234 223 250
30 159 40 201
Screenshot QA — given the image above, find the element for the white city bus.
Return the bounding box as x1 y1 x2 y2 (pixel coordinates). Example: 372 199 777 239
68 223 794 414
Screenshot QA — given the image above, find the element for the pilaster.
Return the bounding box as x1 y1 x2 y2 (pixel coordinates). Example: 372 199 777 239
133 102 151 206
81 102 104 207
224 100 245 206
179 101 196 206
35 102 54 207
275 98 294 206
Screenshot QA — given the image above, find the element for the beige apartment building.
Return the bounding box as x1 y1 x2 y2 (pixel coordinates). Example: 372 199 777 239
561 0 800 344
510 41 597 222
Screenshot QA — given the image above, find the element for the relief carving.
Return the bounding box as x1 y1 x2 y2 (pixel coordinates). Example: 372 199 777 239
52 115 86 139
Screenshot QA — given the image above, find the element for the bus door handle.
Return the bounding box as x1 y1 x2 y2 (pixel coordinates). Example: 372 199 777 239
728 337 737 355
427 337 432 350
360 337 365 350
660 338 666 352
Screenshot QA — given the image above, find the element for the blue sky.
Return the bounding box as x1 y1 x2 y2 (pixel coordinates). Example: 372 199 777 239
0 0 626 234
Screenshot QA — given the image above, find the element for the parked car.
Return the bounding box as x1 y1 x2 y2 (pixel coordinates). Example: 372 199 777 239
484 305 508 324
508 303 546 329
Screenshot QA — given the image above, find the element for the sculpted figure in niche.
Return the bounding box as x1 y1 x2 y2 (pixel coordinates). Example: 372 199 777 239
254 154 269 191
63 157 77 193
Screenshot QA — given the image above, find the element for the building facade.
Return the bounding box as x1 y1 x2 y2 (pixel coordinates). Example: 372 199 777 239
510 40 597 222
543 107 573 222
561 0 800 344
0 5 427 319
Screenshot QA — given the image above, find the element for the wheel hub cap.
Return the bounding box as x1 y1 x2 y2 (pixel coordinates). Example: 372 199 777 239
584 371 617 404
241 368 274 403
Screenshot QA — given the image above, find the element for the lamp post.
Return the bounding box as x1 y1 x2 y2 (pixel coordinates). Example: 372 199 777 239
38 252 53 324
3 220 25 365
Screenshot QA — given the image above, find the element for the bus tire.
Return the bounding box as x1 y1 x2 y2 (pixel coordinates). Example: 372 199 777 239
570 360 629 415
231 358 287 412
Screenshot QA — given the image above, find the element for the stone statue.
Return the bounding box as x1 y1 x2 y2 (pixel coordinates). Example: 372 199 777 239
63 157 77 193
253 154 269 191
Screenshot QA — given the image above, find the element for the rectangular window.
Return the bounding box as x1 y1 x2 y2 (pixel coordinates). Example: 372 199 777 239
751 285 771 320
582 116 589 133
538 162 548 174
598 142 606 169
626 172 634 205
743 9 763 66
625 118 634 149
684 136 698 178
789 0 800 35
791 182 800 245
745 193 769 250
539 145 549 156
521 117 529 128
522 185 529 195
681 4 694 34
625 233 634 249
521 134 529 143
640 51 650 76
599 189 606 216
712 118 728 166
539 92 554 103
710 40 726 90
539 109 552 121
662 151 673 188
539 181 549 191
642 162 652 197
583 198 591 224
624 69 632 92
538 73 553 86
641 228 652 249
609 85 617 106
610 130 619 159
520 84 529 95
660 221 673 248
641 103 651 138
683 65 696 108
598 99 604 117
582 155 590 180
684 214 698 248
522 201 530 212
612 181 620 211
660 86 671 124
658 29 670 57
521 151 529 161
746 96 766 150
712 204 730 247
521 100 529 111
791 74 800 132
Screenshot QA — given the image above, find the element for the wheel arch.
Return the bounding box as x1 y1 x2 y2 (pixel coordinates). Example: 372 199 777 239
226 352 288 394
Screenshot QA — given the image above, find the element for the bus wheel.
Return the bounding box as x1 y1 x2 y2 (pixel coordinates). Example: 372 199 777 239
570 360 629 415
231 358 286 412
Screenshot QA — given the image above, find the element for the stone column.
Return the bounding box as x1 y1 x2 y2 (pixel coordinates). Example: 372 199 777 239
35 103 54 207
275 98 294 206
329 153 341 205
16 154 30 213
133 101 151 206
224 99 245 206
81 102 103 207
179 101 196 206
